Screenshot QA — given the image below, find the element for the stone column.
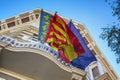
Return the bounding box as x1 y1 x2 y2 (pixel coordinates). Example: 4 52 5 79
15 15 22 25
1 20 7 30
96 56 104 75
29 11 35 21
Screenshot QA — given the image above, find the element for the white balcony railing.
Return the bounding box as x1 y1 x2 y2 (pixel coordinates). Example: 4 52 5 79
0 35 71 67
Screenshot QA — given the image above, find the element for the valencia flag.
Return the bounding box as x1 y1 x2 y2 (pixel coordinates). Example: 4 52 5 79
45 13 84 63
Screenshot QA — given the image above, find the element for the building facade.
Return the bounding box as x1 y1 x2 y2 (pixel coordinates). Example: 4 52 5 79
0 8 119 80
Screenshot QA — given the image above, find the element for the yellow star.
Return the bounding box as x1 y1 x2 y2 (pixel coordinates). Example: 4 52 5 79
44 22 49 25
40 36 44 40
42 26 47 30
42 31 46 34
44 15 49 20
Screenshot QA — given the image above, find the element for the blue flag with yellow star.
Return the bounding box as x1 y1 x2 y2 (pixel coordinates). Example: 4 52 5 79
38 10 51 43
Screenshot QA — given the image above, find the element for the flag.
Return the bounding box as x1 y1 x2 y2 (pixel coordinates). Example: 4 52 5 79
58 48 70 63
45 13 84 63
38 10 51 43
68 21 97 70
67 22 84 55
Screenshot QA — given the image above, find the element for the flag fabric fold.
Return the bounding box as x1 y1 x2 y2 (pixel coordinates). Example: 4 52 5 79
38 10 51 43
45 13 84 62
68 21 97 70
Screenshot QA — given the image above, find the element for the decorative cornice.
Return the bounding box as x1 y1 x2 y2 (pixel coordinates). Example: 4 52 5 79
5 46 86 76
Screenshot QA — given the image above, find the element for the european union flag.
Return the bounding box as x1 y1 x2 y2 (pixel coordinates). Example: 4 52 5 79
68 21 97 70
38 10 51 43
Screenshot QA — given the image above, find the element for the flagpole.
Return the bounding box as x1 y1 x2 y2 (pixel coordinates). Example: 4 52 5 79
55 11 58 14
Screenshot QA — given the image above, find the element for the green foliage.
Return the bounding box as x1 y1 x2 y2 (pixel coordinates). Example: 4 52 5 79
111 0 120 21
100 25 120 63
106 0 120 21
100 0 120 63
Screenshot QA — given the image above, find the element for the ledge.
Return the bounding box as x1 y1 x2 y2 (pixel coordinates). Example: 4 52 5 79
5 46 86 76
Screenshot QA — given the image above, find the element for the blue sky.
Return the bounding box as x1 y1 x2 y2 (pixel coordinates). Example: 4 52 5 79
0 0 120 77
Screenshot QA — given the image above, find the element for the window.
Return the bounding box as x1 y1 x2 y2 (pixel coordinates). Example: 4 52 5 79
92 66 100 79
33 33 38 37
7 22 15 28
21 17 29 23
33 33 38 39
35 14 39 19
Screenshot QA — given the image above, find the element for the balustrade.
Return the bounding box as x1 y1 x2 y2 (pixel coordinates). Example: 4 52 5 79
0 35 71 67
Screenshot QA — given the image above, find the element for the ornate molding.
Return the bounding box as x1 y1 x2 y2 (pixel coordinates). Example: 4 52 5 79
5 46 86 76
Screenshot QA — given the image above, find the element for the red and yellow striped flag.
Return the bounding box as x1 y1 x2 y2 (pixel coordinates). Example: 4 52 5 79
45 13 84 62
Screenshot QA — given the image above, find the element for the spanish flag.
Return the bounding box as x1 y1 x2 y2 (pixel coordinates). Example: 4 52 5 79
45 13 84 63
